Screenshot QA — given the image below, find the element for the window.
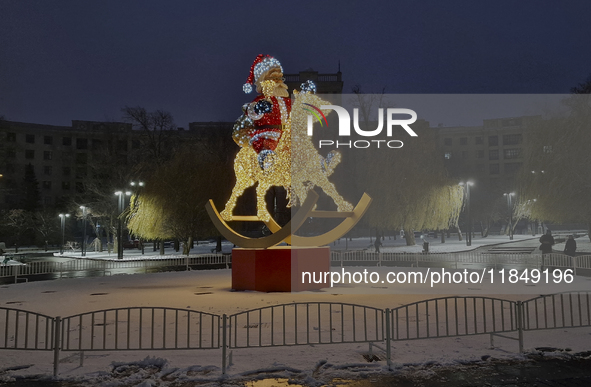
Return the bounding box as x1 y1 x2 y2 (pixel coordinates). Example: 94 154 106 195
75 153 88 164
62 181 71 190
459 137 467 145
543 145 553 153
44 136 53 145
7 149 16 158
461 151 468 159
504 162 523 174
132 139 140 149
503 134 523 145
92 139 103 150
489 150 499 160
475 136 483 145
444 138 452 146
26 134 35 144
5 164 15 173
63 167 71 176
42 181 52 190
488 136 498 146
25 150 35 159
6 132 16 142
76 138 88 149
61 151 72 162
476 150 484 159
503 148 521 159
444 152 452 159
62 137 72 146
43 166 52 175
489 164 500 174
76 182 85 193
43 151 52 160
44 197 52 205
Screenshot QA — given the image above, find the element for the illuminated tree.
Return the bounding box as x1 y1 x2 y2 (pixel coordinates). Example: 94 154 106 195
518 93 591 240
359 123 464 245
126 145 231 255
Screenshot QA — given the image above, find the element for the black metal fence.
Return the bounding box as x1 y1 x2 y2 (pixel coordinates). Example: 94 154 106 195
1 292 590 377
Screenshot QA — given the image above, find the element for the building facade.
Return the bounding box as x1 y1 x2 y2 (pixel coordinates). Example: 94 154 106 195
0 120 136 210
436 115 541 192
284 69 344 94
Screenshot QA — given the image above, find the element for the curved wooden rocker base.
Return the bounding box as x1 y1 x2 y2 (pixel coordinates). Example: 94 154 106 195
206 191 318 249
207 191 372 248
293 193 371 247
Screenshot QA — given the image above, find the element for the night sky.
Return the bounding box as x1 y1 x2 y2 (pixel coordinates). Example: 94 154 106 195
1 1 590 128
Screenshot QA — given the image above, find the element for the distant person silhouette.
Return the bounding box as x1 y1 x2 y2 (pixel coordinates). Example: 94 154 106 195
539 230 555 255
564 235 577 257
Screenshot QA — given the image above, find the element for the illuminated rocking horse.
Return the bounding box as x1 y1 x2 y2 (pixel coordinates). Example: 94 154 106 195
206 57 370 248
219 90 353 223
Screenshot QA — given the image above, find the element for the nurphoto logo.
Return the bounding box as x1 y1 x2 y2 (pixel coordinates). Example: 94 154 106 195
305 104 418 149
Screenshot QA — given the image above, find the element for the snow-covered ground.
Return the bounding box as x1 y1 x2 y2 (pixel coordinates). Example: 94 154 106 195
1 264 590 386
49 233 591 261
331 233 591 254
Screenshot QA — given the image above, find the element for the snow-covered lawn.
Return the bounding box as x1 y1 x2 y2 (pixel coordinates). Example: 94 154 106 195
331 233 591 254
1 267 590 386
49 233 591 261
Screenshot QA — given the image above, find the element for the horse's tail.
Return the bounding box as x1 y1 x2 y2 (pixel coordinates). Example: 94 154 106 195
321 150 341 176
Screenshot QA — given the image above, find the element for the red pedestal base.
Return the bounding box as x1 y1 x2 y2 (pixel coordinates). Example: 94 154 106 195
231 246 330 292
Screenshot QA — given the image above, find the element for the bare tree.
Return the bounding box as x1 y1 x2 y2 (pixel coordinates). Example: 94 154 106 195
122 106 179 169
2 209 32 252
32 210 60 251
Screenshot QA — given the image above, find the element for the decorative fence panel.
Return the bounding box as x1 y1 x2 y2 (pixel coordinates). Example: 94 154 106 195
576 256 591 270
60 307 220 352
6 261 63 277
0 307 55 350
542 254 574 269
0 254 231 281
388 297 518 341
330 252 591 273
228 302 383 348
522 292 591 331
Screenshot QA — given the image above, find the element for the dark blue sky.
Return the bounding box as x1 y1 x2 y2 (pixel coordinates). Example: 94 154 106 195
1 1 590 127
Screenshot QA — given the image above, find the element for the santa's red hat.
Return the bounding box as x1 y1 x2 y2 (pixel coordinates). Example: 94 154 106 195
243 54 283 94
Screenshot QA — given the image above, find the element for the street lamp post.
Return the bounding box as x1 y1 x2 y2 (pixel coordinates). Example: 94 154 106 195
459 181 474 246
58 213 70 255
504 192 515 240
115 191 131 259
80 206 88 257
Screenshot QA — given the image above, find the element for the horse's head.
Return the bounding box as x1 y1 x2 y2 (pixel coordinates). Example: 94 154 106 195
291 90 333 136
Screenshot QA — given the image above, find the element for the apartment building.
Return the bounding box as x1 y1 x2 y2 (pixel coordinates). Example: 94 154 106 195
0 120 135 210
437 115 541 192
